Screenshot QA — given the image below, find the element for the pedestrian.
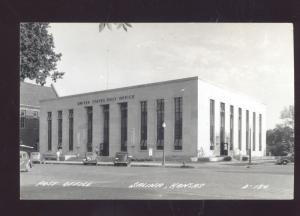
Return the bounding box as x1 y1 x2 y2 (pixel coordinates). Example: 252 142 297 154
56 149 60 161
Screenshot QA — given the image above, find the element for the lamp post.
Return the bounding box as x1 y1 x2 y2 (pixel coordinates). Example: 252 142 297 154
162 122 166 166
249 128 252 165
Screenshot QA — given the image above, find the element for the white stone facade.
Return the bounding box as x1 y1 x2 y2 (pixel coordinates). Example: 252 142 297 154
39 77 266 159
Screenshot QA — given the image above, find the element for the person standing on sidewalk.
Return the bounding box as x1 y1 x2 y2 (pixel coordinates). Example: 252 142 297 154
56 149 60 161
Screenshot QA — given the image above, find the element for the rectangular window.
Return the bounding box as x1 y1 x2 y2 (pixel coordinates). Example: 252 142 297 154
253 112 256 151
210 99 215 150
120 103 128 152
103 105 109 156
57 111 62 149
47 112 52 151
20 110 26 128
69 109 73 151
246 110 249 152
238 108 242 150
140 101 147 150
220 103 225 144
259 114 262 151
86 107 93 152
156 99 164 150
230 105 234 150
174 97 183 150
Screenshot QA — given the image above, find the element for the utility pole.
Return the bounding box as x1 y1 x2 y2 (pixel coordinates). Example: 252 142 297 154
106 49 109 89
249 128 252 165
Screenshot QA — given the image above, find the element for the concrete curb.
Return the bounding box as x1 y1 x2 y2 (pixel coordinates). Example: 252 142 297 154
42 160 187 168
42 159 277 168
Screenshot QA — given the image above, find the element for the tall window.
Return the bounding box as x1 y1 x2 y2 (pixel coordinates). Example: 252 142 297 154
253 112 256 151
259 114 262 151
69 109 73 151
103 105 109 156
210 99 215 150
246 110 249 152
120 103 128 152
220 103 225 144
156 99 164 150
20 110 26 128
230 105 234 150
86 107 93 152
140 101 147 150
238 108 242 150
47 112 52 151
58 111 62 149
174 97 183 150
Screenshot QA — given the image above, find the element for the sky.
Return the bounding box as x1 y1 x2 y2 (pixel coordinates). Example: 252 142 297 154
28 23 294 129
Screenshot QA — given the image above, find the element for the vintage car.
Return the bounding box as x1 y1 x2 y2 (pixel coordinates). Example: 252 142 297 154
276 153 294 165
113 152 132 166
83 152 98 165
30 152 42 164
41 152 57 163
20 151 32 172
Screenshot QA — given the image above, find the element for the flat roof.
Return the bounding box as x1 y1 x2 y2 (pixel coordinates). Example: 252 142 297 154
40 76 198 102
40 76 265 105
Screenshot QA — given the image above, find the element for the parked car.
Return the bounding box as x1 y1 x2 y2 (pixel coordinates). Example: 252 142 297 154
20 151 32 172
83 152 98 165
276 153 294 165
113 152 132 166
30 152 42 164
42 153 57 162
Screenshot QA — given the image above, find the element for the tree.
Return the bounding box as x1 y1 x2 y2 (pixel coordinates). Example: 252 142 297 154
99 23 132 32
266 105 294 156
280 105 294 129
266 126 293 156
20 23 64 86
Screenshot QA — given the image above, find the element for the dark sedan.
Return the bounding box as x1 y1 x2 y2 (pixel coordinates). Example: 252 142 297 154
113 152 132 166
276 153 294 165
83 152 98 165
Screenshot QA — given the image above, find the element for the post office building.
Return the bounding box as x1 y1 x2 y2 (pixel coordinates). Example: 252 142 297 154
39 77 266 160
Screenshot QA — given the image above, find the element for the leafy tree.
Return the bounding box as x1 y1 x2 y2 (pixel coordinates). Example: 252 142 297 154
20 23 64 86
280 105 294 129
267 126 293 156
266 105 294 156
99 23 132 32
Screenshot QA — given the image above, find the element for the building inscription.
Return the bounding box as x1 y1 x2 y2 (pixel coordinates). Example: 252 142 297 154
77 95 135 106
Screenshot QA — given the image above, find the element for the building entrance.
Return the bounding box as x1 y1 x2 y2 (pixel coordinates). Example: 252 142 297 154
220 142 228 156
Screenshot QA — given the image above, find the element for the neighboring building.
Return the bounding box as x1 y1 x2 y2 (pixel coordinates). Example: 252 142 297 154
39 77 266 160
20 82 58 151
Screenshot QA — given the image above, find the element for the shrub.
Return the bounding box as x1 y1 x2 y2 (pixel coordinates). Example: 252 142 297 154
242 156 249 161
223 156 232 161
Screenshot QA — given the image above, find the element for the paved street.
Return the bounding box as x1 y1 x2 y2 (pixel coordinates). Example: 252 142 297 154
20 163 294 200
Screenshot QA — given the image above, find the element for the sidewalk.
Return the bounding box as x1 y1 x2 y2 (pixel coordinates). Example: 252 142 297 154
42 158 277 168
